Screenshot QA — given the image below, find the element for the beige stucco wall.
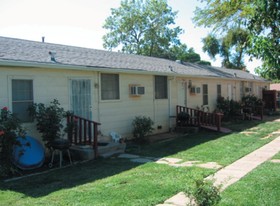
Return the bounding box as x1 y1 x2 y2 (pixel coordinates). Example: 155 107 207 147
0 66 269 141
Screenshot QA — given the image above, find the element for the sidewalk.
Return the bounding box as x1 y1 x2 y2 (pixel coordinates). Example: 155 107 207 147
157 136 280 206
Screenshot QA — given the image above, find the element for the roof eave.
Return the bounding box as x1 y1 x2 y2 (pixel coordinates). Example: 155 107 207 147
0 60 268 82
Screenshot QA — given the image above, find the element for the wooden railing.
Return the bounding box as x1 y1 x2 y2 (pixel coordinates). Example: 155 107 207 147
176 105 223 132
66 114 101 159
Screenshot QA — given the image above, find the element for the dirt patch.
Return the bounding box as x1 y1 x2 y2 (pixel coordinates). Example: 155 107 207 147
197 162 222 169
270 159 280 163
240 131 257 136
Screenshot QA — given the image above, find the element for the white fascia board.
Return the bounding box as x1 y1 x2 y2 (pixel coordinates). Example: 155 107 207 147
0 60 268 82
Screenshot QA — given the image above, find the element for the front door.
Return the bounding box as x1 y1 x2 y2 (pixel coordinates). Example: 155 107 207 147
70 79 92 119
177 80 187 107
227 84 233 100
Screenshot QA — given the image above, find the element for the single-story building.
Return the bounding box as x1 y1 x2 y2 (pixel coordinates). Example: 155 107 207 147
0 36 269 140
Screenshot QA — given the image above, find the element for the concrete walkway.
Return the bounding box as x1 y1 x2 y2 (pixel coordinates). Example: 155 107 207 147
157 136 280 206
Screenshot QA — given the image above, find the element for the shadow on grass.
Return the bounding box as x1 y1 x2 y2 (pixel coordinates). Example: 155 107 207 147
0 158 141 198
1 115 279 198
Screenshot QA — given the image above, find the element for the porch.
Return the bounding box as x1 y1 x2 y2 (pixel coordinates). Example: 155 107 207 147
175 105 264 134
176 105 231 133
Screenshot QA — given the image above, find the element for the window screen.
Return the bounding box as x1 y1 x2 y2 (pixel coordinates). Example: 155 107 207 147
101 74 120 100
202 84 208 105
155 76 167 99
217 84 221 98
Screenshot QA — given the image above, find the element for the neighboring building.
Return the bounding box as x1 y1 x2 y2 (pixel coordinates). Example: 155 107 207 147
0 36 269 139
270 83 280 108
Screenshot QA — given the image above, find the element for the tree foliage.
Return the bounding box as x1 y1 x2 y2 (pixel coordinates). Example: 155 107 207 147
103 0 183 57
103 0 210 65
202 28 249 69
194 0 280 78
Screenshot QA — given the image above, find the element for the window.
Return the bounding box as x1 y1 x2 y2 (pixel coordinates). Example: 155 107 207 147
217 84 221 98
249 82 253 93
101 74 119 100
12 79 33 122
202 84 208 105
155 76 167 99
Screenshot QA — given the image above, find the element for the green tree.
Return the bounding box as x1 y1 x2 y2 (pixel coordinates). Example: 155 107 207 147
167 44 202 63
103 0 183 57
202 28 249 69
248 0 280 78
193 0 279 78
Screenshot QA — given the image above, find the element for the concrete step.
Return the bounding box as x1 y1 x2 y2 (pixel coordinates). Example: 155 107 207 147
70 142 126 160
99 149 126 158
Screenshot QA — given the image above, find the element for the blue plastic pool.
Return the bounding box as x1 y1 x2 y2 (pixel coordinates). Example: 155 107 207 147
13 136 45 170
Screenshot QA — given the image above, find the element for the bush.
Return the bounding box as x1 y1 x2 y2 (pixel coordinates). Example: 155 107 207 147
193 179 221 206
132 116 154 139
29 99 66 148
242 95 264 107
216 96 242 120
0 107 25 177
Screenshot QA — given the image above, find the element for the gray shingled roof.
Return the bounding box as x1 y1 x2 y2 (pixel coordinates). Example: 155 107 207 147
0 36 266 81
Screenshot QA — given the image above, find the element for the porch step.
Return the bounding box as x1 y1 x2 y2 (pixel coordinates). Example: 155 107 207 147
98 142 126 158
70 142 126 160
99 149 126 158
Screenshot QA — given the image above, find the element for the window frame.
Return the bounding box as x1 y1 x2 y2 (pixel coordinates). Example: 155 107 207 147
155 75 168 99
100 73 120 101
202 84 208 105
11 78 34 123
217 84 222 99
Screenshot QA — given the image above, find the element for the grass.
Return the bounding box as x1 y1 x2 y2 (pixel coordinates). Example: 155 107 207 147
131 119 280 165
1 117 280 205
219 152 280 205
0 159 210 206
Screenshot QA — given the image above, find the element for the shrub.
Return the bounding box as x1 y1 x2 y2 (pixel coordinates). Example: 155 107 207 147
242 95 264 107
132 116 154 139
0 107 25 177
216 96 242 120
193 179 221 206
29 99 66 148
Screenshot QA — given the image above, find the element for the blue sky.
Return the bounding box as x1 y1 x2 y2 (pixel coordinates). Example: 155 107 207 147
0 0 261 73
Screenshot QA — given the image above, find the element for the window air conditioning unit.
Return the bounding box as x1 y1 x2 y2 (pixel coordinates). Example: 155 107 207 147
130 85 145 96
190 86 197 94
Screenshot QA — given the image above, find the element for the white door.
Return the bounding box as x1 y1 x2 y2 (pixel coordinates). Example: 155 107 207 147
227 84 233 100
70 79 92 119
177 80 187 106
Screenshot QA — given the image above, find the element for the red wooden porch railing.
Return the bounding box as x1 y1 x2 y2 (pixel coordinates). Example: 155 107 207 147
66 114 101 159
176 105 223 132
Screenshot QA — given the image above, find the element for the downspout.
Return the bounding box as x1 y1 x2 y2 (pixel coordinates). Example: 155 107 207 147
96 72 101 124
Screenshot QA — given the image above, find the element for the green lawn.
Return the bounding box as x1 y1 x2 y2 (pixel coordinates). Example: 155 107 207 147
1 118 280 206
219 152 280 205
